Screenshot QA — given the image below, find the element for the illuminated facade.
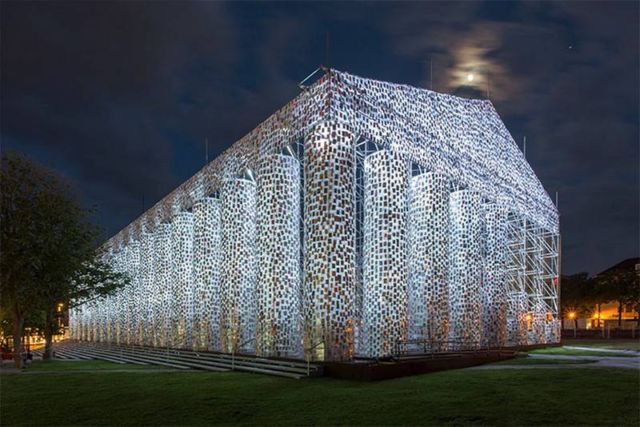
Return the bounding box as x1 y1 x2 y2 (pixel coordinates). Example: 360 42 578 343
70 69 560 361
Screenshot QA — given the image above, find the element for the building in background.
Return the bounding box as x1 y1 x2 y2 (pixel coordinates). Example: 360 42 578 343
563 258 640 331
69 69 560 361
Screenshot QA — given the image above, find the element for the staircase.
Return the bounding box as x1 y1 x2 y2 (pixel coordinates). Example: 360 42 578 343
42 341 322 379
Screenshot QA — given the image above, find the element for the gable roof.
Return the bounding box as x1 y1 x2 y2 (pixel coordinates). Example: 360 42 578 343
103 69 558 250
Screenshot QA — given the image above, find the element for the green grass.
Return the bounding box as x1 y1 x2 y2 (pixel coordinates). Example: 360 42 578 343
562 339 640 352
1 364 638 426
27 359 160 371
491 356 596 365
530 347 639 357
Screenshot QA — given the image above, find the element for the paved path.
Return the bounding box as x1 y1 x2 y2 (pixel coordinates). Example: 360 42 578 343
473 348 640 370
563 346 639 355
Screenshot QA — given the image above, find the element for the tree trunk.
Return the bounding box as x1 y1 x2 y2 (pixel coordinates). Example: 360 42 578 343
12 307 24 369
43 308 55 361
618 302 623 328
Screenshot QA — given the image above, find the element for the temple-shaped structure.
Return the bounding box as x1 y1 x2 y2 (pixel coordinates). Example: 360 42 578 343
70 69 560 361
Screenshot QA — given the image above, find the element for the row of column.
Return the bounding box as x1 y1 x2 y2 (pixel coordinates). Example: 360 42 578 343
72 152 303 357
358 150 514 355
365 151 559 355
70 121 558 361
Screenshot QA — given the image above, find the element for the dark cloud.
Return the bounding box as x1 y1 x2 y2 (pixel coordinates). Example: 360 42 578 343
2 1 637 274
379 1 639 274
1 1 304 235
2 2 238 231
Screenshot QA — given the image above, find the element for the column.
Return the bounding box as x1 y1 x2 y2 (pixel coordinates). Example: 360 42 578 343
139 231 154 346
303 121 356 361
220 179 257 353
170 211 195 349
130 240 143 345
193 198 222 351
69 307 78 340
362 150 409 358
82 304 89 341
104 295 114 343
481 203 509 347
408 172 450 351
154 222 173 348
96 300 106 343
256 154 302 357
88 304 95 341
448 190 483 350
112 247 124 344
123 241 140 346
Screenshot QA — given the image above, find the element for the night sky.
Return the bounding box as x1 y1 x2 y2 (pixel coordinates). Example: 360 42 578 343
2 1 638 275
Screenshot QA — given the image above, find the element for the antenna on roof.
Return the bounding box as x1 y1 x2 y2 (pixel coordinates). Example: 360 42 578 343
142 193 145 213
523 136 527 158
205 137 209 164
555 191 559 208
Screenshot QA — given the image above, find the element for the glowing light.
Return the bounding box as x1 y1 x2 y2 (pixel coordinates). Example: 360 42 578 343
568 312 576 319
467 73 474 82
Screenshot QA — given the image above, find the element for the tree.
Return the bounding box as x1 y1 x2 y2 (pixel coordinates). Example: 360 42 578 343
597 269 640 327
560 272 593 330
1 151 128 367
39 257 130 360
1 151 56 367
588 275 613 328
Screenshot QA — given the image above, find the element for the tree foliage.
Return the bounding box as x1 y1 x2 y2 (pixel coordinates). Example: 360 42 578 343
595 269 640 326
561 267 640 328
560 272 594 319
1 151 129 366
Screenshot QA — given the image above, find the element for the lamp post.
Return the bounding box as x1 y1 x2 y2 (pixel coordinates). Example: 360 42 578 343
568 312 577 338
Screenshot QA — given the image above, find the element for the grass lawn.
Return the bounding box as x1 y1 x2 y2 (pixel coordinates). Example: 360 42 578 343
562 339 640 352
491 357 596 365
1 361 638 426
27 360 160 371
530 347 638 357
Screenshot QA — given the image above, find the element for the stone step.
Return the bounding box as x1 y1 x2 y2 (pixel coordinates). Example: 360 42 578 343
63 342 318 378
83 344 308 378
63 345 200 370
120 344 311 369
110 346 312 375
60 347 147 366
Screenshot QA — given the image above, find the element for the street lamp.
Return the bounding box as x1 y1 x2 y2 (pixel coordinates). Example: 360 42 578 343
568 312 577 338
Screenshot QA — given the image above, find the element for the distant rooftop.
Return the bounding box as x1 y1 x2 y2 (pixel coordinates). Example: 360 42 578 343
598 257 640 275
